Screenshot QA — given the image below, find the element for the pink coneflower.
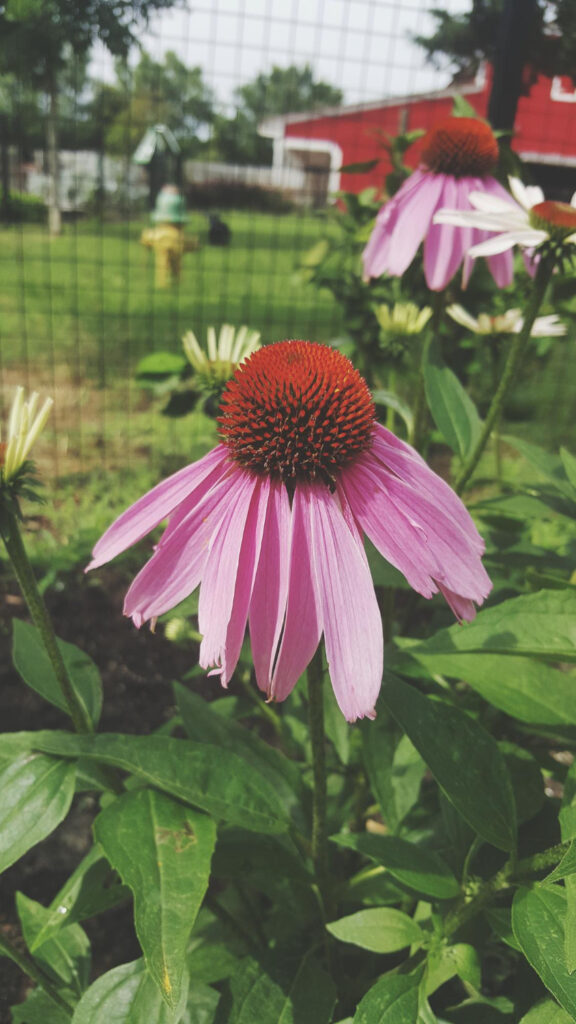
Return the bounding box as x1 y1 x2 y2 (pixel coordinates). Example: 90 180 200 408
363 117 515 291
89 342 491 721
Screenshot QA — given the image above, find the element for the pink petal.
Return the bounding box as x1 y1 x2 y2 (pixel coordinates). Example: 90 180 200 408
270 485 322 703
123 467 240 627
306 485 382 722
198 470 264 684
424 176 473 290
437 584 477 623
363 169 444 279
249 480 291 694
88 445 230 569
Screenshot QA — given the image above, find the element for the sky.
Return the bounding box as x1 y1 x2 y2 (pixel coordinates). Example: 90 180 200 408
91 0 472 112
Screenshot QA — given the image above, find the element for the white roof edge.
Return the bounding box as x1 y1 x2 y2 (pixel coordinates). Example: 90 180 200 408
518 150 576 167
259 78 486 138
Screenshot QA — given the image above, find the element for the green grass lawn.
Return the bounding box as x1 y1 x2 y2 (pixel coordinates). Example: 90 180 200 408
0 210 341 380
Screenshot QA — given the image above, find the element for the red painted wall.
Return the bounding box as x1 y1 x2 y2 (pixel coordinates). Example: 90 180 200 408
284 66 576 197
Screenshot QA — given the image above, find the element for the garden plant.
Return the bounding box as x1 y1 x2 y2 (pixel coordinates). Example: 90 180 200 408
2 110 576 1024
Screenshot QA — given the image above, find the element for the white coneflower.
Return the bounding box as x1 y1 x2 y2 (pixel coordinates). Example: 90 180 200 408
182 324 261 387
435 176 576 257
447 305 566 338
1 387 53 483
374 302 432 336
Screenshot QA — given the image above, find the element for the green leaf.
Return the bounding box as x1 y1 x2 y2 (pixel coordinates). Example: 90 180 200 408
8 731 289 834
382 674 517 851
407 590 576 662
11 989 71 1024
361 712 424 831
17 892 91 997
560 448 576 493
353 971 422 1023
216 954 336 1023
423 337 482 459
13 620 102 728
180 983 220 1024
340 159 380 173
485 907 522 952
135 351 188 379
425 942 481 995
403 650 576 727
541 842 576 887
500 743 544 824
94 789 216 1008
71 958 188 1023
372 390 415 437
0 753 76 872
174 684 303 822
452 94 479 118
566 876 576 974
327 908 423 953
501 436 576 498
31 845 129 950
512 886 576 1017
520 999 574 1022
323 678 351 764
331 833 460 900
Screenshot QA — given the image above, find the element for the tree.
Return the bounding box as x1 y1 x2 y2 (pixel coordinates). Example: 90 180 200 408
212 64 343 166
103 51 214 158
414 0 576 85
0 0 178 232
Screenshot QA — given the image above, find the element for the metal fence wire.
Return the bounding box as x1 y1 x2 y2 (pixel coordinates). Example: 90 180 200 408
0 0 574 478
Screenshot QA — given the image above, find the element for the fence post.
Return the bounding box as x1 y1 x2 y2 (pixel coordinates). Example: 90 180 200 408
487 0 538 134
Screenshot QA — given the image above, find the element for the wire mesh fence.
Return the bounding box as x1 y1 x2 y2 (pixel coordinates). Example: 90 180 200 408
0 0 574 481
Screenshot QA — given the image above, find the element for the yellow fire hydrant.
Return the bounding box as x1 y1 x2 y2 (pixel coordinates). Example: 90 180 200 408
140 186 199 288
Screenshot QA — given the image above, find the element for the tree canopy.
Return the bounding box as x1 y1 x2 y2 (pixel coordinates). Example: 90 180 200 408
414 0 576 84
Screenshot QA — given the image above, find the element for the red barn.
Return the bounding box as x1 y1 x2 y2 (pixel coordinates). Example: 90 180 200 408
261 64 576 205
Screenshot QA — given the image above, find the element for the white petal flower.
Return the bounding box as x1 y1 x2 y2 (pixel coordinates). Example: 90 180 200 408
183 324 261 387
447 304 566 337
1 387 53 483
434 176 576 256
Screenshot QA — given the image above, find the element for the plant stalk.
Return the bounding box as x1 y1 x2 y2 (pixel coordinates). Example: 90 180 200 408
307 648 329 900
1 507 93 734
454 256 554 494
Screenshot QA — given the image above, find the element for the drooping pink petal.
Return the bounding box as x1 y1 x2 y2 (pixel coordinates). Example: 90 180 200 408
249 480 291 694
270 485 322 703
123 468 240 627
215 475 271 686
363 169 445 280
88 445 230 569
369 424 485 552
436 583 477 623
424 176 473 290
198 470 263 683
340 460 443 597
306 484 382 721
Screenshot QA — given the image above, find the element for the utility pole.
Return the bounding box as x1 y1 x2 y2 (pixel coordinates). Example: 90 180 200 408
488 0 539 134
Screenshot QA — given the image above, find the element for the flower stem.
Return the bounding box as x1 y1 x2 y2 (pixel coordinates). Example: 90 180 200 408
0 505 93 735
0 931 74 1016
307 648 329 899
454 257 554 495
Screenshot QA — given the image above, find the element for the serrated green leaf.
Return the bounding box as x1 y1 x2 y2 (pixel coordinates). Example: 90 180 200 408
71 958 188 1023
94 789 215 1007
513 887 576 1017
327 908 423 953
5 732 289 834
501 437 575 499
425 942 481 995
17 892 91 997
13 619 102 728
520 998 574 1022
0 753 76 872
541 842 576 887
353 970 422 1023
361 712 424 831
331 832 460 899
423 337 482 459
382 674 516 851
